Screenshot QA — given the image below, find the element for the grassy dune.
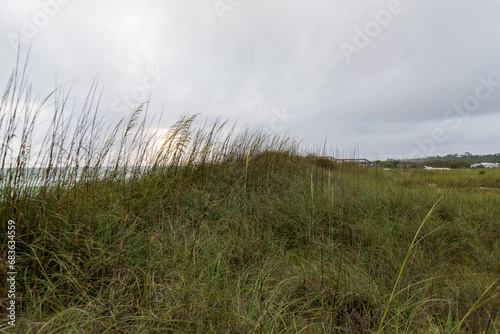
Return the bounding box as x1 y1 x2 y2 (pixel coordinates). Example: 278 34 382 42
1 68 499 333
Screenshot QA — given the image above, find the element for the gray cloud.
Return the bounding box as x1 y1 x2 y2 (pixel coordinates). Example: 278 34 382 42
1 0 499 159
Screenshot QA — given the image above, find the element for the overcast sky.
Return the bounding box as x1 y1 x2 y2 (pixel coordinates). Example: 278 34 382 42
1 0 499 160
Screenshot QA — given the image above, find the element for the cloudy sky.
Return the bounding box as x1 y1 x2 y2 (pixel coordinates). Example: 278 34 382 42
1 0 499 160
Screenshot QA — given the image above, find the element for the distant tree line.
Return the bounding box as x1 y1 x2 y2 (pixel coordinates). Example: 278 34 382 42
374 160 470 169
375 152 500 169
416 152 500 163
375 160 419 169
421 160 471 169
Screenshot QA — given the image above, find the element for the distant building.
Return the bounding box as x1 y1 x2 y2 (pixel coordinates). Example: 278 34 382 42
423 166 450 170
471 162 500 168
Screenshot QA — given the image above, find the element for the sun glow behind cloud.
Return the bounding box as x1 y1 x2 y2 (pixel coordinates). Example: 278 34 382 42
144 127 195 166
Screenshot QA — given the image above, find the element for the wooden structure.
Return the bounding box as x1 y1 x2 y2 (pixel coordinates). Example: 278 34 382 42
307 154 372 167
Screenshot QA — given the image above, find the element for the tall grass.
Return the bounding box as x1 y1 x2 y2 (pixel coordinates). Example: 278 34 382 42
1 62 499 333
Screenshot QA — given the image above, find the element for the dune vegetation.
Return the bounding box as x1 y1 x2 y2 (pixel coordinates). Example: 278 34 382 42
1 65 499 333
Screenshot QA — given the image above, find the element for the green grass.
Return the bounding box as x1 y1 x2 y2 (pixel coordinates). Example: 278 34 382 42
1 65 499 333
